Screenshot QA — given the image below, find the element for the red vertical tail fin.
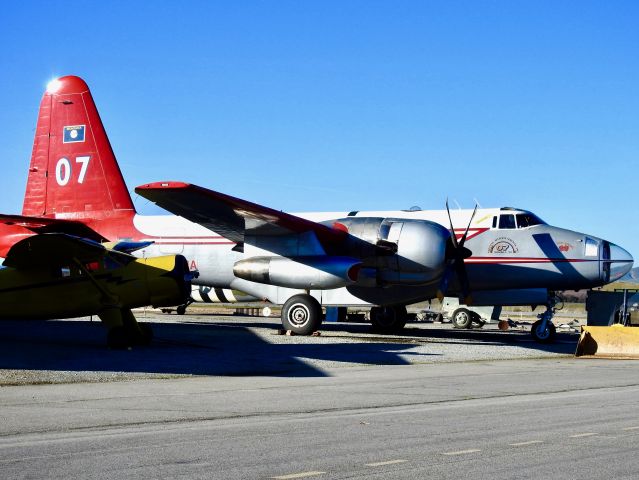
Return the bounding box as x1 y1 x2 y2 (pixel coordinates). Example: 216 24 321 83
22 76 135 221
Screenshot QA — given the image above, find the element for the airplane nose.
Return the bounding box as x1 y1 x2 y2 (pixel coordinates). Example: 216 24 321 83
607 242 634 282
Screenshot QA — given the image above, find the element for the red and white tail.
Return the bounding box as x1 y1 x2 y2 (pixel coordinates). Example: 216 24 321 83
22 76 135 221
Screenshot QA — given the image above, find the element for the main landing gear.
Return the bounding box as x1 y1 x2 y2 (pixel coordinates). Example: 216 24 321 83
100 308 154 349
281 294 323 336
279 296 409 336
530 295 562 343
370 305 407 334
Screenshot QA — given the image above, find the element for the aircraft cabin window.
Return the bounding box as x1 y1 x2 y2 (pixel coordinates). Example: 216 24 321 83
498 214 516 229
584 237 599 257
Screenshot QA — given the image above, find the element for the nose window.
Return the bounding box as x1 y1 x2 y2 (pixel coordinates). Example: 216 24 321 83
584 237 598 257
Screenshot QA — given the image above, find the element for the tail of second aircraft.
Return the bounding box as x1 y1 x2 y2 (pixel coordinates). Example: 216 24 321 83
22 76 135 222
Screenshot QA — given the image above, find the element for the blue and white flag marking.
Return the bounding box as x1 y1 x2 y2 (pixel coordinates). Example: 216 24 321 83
63 125 85 143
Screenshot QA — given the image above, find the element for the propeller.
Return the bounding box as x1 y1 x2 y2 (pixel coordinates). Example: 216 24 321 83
437 200 477 304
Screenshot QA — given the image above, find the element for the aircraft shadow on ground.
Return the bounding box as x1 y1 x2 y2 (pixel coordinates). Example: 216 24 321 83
213 318 578 354
0 319 442 378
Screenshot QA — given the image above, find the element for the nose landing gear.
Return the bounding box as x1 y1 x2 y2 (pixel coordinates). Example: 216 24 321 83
531 294 563 343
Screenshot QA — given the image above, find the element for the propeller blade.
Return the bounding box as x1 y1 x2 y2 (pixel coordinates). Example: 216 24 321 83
458 204 478 248
445 199 459 249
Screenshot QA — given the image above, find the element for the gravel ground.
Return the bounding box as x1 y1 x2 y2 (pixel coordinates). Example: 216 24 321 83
0 311 579 386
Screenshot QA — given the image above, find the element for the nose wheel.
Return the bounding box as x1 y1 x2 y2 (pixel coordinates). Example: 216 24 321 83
531 295 560 343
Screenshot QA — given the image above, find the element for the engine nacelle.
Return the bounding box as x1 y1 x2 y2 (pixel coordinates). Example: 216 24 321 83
379 220 450 284
233 256 362 289
329 217 450 286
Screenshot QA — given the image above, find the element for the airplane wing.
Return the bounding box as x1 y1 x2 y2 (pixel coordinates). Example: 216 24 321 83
0 214 107 242
135 182 346 245
3 233 133 269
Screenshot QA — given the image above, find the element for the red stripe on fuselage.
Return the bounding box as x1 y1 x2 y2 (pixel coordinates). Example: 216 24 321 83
453 228 489 241
465 257 593 264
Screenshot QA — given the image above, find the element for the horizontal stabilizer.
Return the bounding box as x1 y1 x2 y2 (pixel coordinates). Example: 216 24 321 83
0 214 106 242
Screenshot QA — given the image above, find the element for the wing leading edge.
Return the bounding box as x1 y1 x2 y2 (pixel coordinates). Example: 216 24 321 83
135 181 346 245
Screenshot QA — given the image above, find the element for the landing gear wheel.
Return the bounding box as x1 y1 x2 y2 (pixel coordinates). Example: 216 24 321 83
451 308 473 329
370 305 407 333
531 319 556 343
281 294 323 335
176 304 187 315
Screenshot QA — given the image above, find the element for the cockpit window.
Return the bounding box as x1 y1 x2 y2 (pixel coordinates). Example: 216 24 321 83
492 216 497 228
516 213 544 228
498 214 516 229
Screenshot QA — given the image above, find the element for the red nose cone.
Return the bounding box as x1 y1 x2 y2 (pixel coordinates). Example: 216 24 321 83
46 76 90 95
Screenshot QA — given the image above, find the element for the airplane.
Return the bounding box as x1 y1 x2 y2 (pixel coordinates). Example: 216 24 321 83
0 232 193 348
6 75 634 343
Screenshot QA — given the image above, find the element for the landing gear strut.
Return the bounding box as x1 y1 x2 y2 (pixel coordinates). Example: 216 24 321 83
370 305 407 333
101 308 154 349
531 295 561 343
176 297 194 315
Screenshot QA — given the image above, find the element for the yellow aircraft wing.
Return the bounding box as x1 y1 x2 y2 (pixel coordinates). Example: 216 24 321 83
2 233 133 269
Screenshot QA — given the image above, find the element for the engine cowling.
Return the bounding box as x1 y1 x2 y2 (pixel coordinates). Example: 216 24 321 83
328 217 451 286
378 220 450 285
233 256 362 289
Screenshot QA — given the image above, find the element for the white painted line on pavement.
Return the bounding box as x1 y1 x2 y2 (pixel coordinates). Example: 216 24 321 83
623 426 639 431
441 449 481 456
365 459 407 467
272 472 325 479
509 440 543 447
570 433 598 438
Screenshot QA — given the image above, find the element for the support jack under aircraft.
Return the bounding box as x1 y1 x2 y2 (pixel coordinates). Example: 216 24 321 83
2 75 633 343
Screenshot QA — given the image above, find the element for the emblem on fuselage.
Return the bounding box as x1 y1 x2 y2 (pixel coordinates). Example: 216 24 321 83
557 242 573 252
488 237 518 254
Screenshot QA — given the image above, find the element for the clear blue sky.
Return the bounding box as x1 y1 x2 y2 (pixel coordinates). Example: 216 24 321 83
1 1 637 259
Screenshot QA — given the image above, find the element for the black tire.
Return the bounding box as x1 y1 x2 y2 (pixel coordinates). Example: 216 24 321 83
370 305 408 333
176 305 187 315
531 319 556 343
281 294 323 335
451 308 473 329
471 312 485 328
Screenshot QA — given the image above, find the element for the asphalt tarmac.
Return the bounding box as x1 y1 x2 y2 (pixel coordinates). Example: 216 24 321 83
1 312 636 479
